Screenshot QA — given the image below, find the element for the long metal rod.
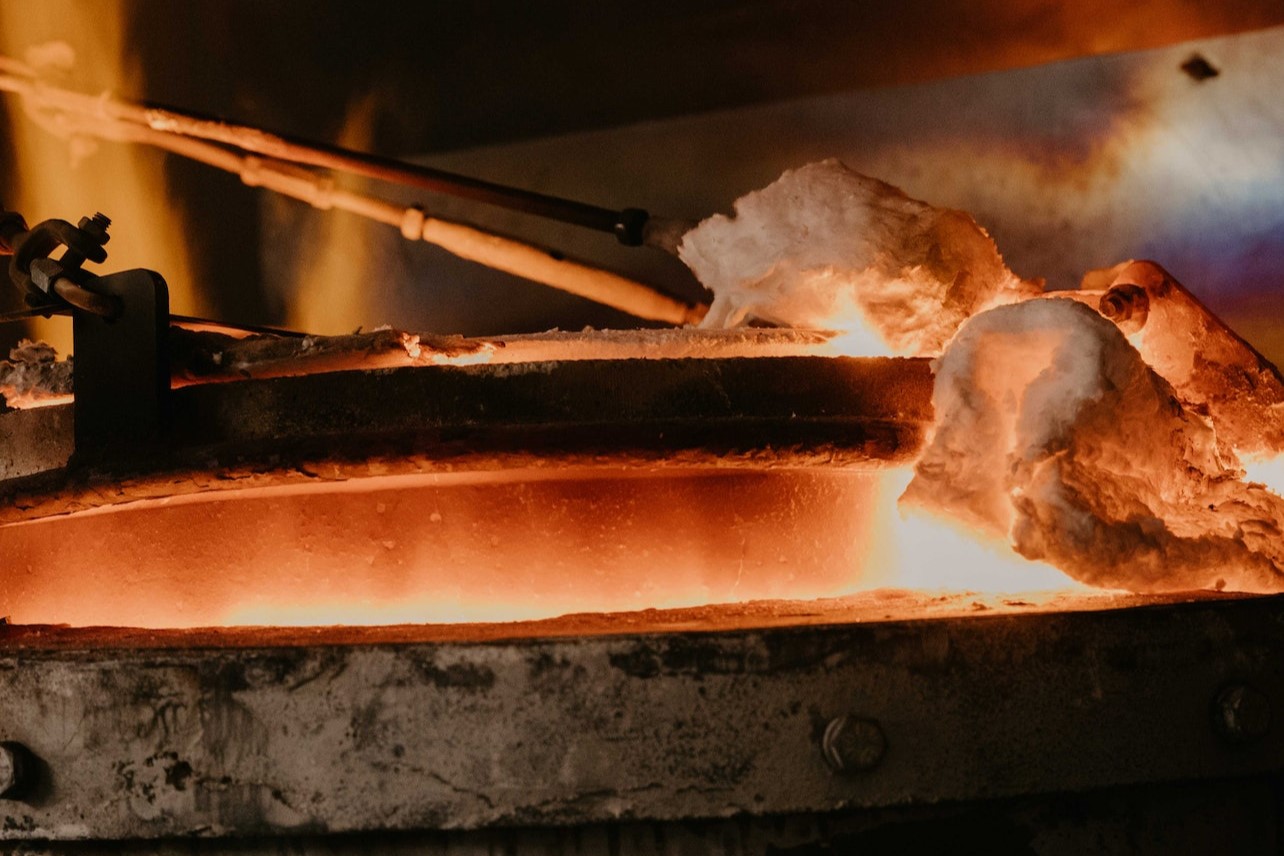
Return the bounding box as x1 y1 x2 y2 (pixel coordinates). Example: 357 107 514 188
144 102 650 242
0 305 64 325
0 304 307 342
127 120 705 325
168 313 307 338
0 58 651 245
0 58 705 326
52 278 120 319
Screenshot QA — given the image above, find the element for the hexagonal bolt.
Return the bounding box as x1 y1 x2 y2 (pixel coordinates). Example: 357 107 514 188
821 715 886 773
0 742 30 799
1098 283 1150 335
78 212 112 245
1213 684 1272 745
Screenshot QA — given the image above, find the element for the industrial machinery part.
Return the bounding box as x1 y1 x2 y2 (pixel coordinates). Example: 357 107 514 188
0 591 1280 841
1 206 173 465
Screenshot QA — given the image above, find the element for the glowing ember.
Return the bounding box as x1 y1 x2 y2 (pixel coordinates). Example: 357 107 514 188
867 468 1084 595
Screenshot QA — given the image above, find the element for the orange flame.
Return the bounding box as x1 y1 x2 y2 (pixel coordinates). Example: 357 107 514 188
0 3 204 355
283 95 381 335
865 468 1085 595
1244 454 1284 498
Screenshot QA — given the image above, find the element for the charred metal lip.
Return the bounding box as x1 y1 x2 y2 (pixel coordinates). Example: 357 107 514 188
0 355 932 524
0 589 1261 650
0 590 1279 840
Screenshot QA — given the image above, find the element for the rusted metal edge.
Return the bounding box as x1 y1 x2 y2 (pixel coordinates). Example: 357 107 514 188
0 593 1280 840
0 589 1254 651
0 356 932 524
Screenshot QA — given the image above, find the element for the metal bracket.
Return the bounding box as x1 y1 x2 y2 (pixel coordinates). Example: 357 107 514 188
70 269 170 466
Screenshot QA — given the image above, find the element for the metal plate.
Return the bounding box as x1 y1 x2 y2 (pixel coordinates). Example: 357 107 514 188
70 270 170 463
0 593 1280 840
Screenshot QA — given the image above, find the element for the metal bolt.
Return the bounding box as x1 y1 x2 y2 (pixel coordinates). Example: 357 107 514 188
28 257 63 295
1098 283 1150 334
0 742 30 799
80 212 111 232
821 715 886 773
1213 684 1271 745
77 212 112 247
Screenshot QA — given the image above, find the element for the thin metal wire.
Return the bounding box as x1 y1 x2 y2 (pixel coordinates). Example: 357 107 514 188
0 305 306 340
0 305 65 325
0 65 704 324
169 313 307 338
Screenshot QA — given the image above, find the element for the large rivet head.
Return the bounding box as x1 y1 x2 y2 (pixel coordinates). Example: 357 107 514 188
822 715 886 773
0 742 31 799
1213 684 1271 745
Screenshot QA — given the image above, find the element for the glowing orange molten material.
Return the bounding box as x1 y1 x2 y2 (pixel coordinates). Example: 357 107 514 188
0 464 1086 629
0 287 1099 629
2 468 881 628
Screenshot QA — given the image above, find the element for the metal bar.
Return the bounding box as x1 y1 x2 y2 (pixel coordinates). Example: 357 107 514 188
0 63 651 244
0 306 64 325
139 102 652 244
168 313 307 339
0 82 696 319
51 278 121 319
0 355 933 523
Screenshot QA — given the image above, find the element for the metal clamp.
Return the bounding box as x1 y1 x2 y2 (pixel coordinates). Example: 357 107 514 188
8 213 113 313
2 207 171 466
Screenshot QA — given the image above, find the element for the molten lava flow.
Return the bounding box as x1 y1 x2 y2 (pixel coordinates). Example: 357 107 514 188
0 452 1098 629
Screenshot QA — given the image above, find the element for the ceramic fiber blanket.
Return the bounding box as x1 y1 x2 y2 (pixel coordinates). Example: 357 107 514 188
679 159 1038 355
901 297 1284 593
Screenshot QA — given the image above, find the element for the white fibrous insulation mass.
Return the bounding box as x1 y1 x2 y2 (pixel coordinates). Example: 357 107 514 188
679 159 1039 355
689 160 1284 594
902 298 1284 593
1090 262 1284 458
